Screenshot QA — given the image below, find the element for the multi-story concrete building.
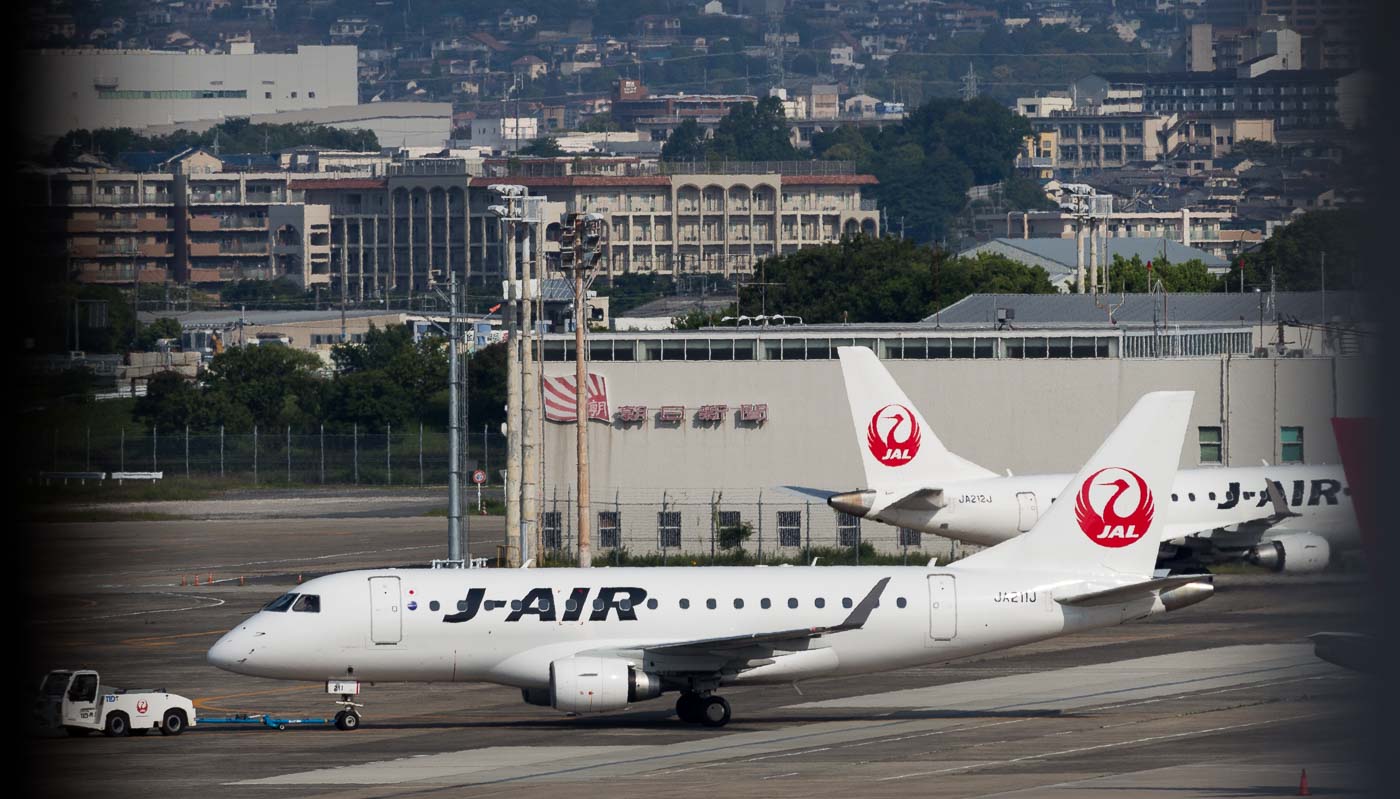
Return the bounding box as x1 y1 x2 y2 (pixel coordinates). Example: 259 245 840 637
23 43 358 137
31 156 880 293
1088 68 1367 130
1034 113 1172 171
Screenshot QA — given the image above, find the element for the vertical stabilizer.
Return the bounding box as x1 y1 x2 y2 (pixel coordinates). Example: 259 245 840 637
955 391 1194 578
837 346 995 487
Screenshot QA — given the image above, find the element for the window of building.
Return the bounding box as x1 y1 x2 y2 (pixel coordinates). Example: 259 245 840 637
1280 426 1304 463
837 511 861 547
542 511 562 550
1199 426 1222 464
899 527 921 547
598 511 620 549
777 511 802 547
658 511 682 548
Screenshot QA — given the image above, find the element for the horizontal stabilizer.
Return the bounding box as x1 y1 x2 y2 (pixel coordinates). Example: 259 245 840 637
780 485 840 501
1056 575 1214 607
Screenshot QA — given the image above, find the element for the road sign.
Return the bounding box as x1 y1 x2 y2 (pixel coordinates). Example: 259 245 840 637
472 469 486 484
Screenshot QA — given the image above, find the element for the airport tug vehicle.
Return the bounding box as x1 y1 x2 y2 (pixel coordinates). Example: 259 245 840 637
37 669 196 737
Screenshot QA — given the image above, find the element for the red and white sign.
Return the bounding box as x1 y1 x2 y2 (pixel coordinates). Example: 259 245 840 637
1074 467 1156 548
135 699 149 715
543 374 610 423
471 469 486 484
866 404 921 467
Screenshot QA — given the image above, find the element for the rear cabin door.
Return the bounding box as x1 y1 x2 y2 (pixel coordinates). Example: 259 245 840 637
369 576 403 645
926 575 957 643
1016 492 1039 532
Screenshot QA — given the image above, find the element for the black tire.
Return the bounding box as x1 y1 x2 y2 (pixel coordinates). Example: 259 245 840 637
160 709 186 736
104 712 130 737
675 694 702 723
335 710 360 731
700 696 731 728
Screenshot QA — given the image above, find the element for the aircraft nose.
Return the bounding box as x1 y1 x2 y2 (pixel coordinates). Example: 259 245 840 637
207 625 258 672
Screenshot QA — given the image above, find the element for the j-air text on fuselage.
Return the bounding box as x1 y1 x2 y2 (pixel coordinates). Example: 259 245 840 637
210 390 1213 729
813 347 1357 574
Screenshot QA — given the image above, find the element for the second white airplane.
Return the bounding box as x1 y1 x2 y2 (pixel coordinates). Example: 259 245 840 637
211 391 1211 728
815 347 1356 573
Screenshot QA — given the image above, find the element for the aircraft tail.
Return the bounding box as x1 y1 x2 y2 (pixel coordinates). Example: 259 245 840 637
955 391 1194 579
837 346 995 488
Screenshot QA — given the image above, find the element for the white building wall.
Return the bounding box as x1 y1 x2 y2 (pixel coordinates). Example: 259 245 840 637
25 45 359 136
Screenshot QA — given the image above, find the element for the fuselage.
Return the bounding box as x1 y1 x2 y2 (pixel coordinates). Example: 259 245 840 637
208 565 1163 689
866 464 1355 550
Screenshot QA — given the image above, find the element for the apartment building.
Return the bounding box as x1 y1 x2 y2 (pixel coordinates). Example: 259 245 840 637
1033 113 1172 172
32 150 332 287
1090 68 1365 130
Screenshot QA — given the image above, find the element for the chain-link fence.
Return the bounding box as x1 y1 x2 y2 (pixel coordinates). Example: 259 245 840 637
527 487 979 563
28 423 510 487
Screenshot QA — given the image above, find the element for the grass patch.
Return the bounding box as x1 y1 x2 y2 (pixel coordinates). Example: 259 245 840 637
424 498 505 517
22 477 259 505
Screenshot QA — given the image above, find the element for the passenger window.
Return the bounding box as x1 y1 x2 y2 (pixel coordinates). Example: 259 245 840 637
592 599 605 611
1209 492 1216 500
429 601 440 611
842 597 853 609
292 594 320 613
1171 494 1179 502
814 598 826 608
540 600 552 612
897 597 907 608
263 593 298 612
457 599 468 611
510 600 522 611
706 599 717 609
679 599 690 609
619 599 631 612
566 599 579 612
646 599 658 609
1188 493 1196 501
787 598 799 609
761 598 772 609
733 598 744 609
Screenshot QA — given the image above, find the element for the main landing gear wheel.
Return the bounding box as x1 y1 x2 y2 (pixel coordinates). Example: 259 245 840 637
699 696 731 728
334 710 361 731
676 693 703 723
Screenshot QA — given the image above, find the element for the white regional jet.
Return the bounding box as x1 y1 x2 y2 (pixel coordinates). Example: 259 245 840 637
209 392 1213 729
821 347 1357 573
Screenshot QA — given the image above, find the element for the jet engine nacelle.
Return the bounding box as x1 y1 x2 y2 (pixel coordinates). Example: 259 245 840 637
1247 533 1331 573
548 656 663 713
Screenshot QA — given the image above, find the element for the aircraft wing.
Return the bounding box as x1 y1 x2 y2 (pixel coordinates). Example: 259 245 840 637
1055 574 1213 607
1163 480 1299 542
581 578 889 671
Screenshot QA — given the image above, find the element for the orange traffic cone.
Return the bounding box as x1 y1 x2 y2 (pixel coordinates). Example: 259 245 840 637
181 575 187 587
1298 769 1311 796
208 572 214 584
193 574 200 586
297 573 303 584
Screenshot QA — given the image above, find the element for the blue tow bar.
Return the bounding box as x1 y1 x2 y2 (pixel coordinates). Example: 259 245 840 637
197 713 335 731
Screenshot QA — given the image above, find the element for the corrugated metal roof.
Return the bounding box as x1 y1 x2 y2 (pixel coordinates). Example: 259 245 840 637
927 291 1365 328
960 237 1229 270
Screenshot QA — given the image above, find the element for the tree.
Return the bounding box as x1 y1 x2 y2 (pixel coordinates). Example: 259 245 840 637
673 304 737 329
201 345 325 431
329 324 449 428
708 97 798 161
1106 255 1219 293
1228 209 1363 292
519 137 565 157
467 341 508 434
662 119 708 162
578 113 621 132
741 236 1054 323
135 317 183 351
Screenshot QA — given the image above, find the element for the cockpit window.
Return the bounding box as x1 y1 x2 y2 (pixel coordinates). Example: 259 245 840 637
292 594 320 613
263 593 299 612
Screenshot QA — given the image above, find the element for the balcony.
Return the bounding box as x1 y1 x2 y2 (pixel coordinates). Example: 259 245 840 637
189 190 243 204
94 193 140 205
191 215 266 231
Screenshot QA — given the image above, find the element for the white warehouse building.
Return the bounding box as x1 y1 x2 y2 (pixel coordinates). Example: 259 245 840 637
24 43 359 137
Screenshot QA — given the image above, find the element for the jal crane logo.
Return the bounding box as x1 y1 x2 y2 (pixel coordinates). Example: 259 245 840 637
1074 467 1156 548
866 404 922 467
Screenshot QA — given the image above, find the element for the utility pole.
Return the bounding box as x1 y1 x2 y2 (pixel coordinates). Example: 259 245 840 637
490 185 529 567
520 203 539 564
445 267 463 561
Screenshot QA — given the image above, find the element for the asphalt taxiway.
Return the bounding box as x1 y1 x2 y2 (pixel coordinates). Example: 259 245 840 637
25 507 1373 798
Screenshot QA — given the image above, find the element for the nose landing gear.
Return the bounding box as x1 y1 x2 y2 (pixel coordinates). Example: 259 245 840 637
675 693 731 727
332 693 363 731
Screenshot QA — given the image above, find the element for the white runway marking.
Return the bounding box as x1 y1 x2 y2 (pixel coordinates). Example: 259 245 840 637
31 592 226 625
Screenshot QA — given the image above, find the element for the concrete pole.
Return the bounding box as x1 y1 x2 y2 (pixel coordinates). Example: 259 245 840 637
520 217 539 563
447 266 462 562
504 220 523 567
1074 221 1085 293
1089 219 1099 295
575 237 593 568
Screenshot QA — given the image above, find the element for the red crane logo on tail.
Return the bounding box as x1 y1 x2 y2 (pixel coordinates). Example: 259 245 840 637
867 404 922 467
1074 467 1155 548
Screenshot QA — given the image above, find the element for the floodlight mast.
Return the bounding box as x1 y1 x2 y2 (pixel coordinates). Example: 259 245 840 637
559 212 608 567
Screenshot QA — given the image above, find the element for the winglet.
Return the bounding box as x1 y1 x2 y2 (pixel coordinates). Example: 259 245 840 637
834 576 890 630
1265 480 1300 519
